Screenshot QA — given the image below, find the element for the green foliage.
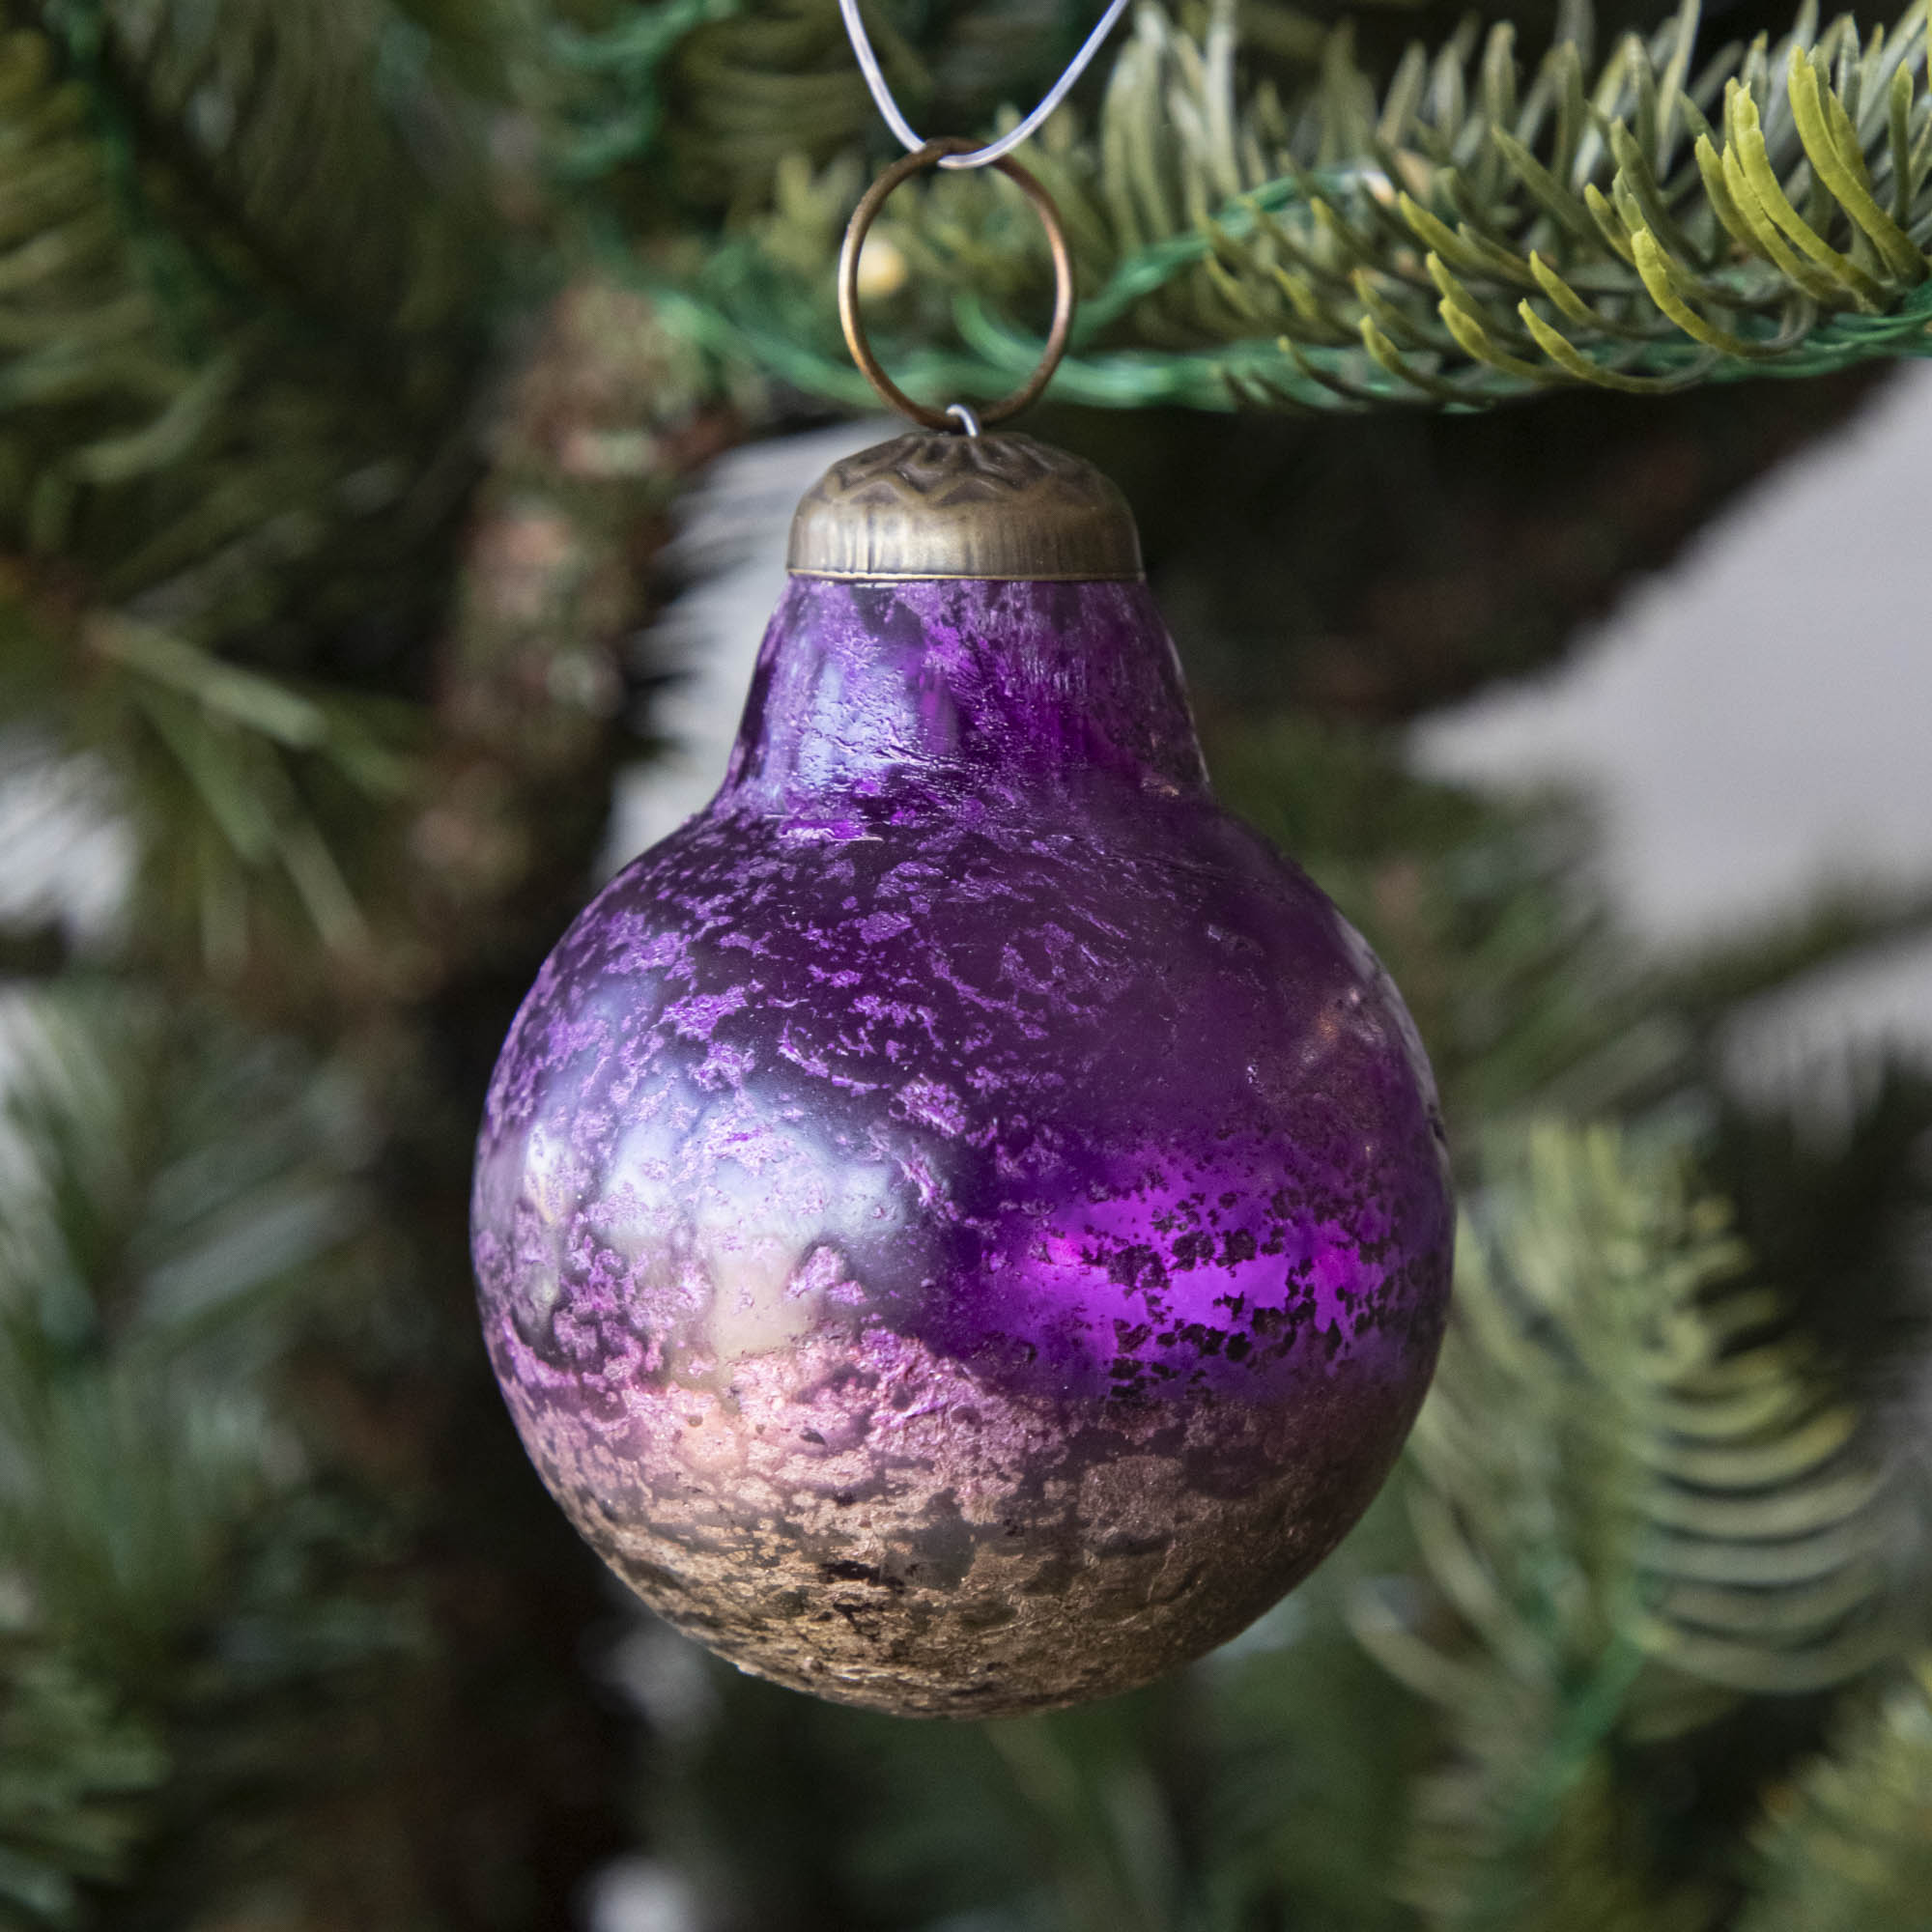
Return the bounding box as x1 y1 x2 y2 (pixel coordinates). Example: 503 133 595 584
545 0 748 184
0 608 419 978
0 0 490 636
0 986 369 1661
1179 1505 1429 1932
0 0 502 984
0 983 426 1917
1738 1656 1932 1932
671 0 1932 411
1708 1059 1932 1397
0 1633 163 1929
46 0 487 334
663 0 916 210
1361 1124 1898 1926
1 1 1931 1926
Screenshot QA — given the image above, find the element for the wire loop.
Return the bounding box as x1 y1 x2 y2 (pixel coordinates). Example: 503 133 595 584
836 0 1131 169
838 138 1074 430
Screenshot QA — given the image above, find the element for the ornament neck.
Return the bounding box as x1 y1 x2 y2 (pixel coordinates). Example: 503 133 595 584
719 577 1209 814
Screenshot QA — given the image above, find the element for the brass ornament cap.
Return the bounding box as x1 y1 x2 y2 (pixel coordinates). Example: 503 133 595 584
787 431 1144 582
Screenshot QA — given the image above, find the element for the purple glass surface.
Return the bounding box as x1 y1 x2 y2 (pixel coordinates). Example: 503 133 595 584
471 575 1453 1716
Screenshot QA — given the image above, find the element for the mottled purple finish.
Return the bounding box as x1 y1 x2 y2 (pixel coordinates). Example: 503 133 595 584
471 576 1453 1716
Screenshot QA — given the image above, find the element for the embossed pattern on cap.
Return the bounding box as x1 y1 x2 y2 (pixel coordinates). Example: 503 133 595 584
787 431 1144 581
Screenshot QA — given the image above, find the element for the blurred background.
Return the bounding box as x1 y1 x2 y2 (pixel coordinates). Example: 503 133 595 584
2 2 1929 1929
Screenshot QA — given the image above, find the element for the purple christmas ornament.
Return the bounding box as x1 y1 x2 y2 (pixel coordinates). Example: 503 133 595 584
470 434 1452 1717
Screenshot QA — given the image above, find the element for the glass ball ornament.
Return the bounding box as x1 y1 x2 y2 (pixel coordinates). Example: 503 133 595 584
470 431 1454 1718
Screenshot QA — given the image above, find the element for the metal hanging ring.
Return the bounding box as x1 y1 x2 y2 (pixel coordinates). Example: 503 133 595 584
839 137 1074 433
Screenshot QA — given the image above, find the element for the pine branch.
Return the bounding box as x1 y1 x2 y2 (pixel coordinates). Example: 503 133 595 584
0 1628 164 1930
1656 879 1932 1025
1 588 421 982
0 1 487 648
981 1714 1179 1932
673 0 1932 411
1353 1124 1902 1927
0 9 736 995
1736 1656 1932 1932
1182 1500 1425 1932
37 0 487 344
0 986 367 1660
0 982 432 1917
541 0 745 184
664 0 918 211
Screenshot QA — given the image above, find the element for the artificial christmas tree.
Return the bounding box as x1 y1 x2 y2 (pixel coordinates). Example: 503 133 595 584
0 0 1927 1926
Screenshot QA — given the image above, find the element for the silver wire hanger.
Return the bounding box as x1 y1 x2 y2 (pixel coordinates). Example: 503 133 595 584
836 0 1133 169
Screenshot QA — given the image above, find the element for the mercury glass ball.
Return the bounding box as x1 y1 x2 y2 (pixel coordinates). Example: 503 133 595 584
470 435 1453 1717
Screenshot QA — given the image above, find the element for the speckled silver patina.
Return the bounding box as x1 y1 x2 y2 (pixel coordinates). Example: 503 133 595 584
471 559 1453 1718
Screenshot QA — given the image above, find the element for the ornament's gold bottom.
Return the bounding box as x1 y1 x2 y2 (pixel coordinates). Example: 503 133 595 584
496 1316 1420 1719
